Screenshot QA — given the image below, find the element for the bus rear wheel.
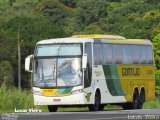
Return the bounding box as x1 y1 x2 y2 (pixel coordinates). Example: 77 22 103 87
88 91 103 111
138 90 145 109
48 105 58 112
132 90 139 109
122 90 139 110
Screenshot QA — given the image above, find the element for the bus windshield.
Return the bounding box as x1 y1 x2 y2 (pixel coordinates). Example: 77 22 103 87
33 44 83 87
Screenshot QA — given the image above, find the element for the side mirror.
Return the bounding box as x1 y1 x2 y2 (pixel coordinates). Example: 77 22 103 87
82 54 87 69
25 55 34 72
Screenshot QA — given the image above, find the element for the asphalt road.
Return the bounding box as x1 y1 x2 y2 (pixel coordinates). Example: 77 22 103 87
1 109 160 120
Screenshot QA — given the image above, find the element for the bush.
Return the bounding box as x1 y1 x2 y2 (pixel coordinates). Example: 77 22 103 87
0 85 34 113
155 70 160 96
0 61 14 88
156 86 160 97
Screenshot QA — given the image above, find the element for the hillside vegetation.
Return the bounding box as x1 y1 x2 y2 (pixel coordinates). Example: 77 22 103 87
0 0 160 93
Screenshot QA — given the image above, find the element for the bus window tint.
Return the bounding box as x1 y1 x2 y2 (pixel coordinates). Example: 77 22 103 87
122 45 132 64
139 46 147 64
146 46 153 64
131 45 139 64
93 44 103 65
113 45 122 64
102 44 113 64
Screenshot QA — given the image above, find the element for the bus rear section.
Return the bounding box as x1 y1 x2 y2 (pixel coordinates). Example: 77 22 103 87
73 35 155 110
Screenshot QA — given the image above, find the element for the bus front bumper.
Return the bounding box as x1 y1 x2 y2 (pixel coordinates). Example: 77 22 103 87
33 93 86 105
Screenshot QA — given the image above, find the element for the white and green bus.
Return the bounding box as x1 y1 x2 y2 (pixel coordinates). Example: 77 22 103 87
25 35 155 112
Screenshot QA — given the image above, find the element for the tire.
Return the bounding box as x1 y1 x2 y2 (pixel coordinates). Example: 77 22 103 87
99 104 105 111
122 103 131 110
138 90 145 109
48 105 58 112
88 91 101 111
131 90 139 109
122 90 139 110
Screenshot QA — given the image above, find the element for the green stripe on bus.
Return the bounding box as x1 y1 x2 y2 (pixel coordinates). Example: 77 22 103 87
62 87 73 94
56 89 66 94
103 65 124 96
103 65 118 96
110 65 124 96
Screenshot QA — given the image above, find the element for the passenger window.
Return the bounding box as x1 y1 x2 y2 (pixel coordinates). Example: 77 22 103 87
146 46 153 64
93 44 103 65
131 45 139 64
122 45 132 64
102 44 113 64
138 46 147 64
113 45 122 64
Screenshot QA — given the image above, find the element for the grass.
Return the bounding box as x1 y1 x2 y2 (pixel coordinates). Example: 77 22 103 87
0 85 160 113
143 97 160 108
0 85 34 113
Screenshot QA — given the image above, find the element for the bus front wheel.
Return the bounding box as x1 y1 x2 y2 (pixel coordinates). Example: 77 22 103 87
48 105 58 112
88 91 103 111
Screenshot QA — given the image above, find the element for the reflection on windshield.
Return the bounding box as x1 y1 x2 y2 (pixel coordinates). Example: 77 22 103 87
34 58 82 87
57 58 82 86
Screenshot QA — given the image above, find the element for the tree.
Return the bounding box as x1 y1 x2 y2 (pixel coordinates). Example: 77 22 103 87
2 15 67 88
0 31 17 65
82 24 104 34
9 0 16 7
152 23 160 38
35 0 70 25
0 61 14 88
64 17 83 35
152 34 160 69
59 0 77 8
76 0 108 25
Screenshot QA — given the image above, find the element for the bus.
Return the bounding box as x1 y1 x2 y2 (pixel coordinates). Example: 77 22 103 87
25 35 155 112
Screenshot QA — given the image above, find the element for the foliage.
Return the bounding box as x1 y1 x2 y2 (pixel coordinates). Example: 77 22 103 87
81 24 104 34
76 0 108 25
0 31 17 62
155 70 160 96
143 97 160 108
0 61 14 88
35 0 70 25
156 86 160 97
0 85 34 112
0 0 160 88
2 14 66 88
59 0 77 8
1 84 160 113
152 34 160 69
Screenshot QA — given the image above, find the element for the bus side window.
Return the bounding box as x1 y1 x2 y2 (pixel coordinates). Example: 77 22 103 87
122 45 132 64
102 44 113 64
113 45 122 64
84 43 92 88
93 44 103 65
131 45 139 64
146 46 153 64
138 45 147 64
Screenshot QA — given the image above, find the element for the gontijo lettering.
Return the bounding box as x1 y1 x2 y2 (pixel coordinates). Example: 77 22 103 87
122 68 140 76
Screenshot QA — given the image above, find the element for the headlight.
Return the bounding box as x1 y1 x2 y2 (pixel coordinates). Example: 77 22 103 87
33 90 43 96
70 89 83 95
